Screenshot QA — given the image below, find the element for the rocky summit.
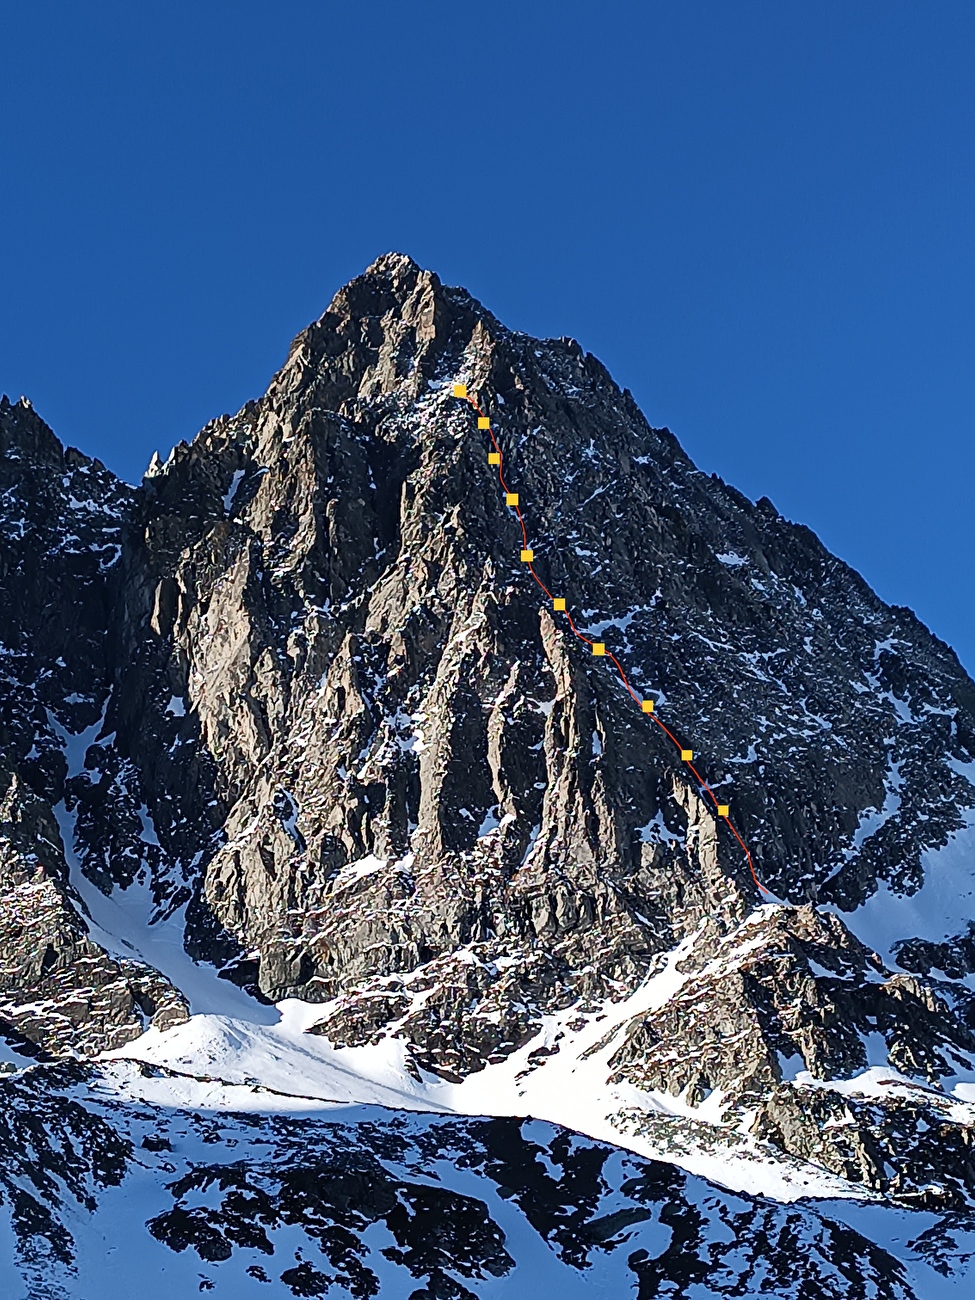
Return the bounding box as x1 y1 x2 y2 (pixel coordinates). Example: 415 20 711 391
2 252 975 1296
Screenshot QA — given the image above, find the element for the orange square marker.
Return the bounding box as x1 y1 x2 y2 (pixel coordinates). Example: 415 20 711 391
521 549 534 562
681 749 693 761
718 804 730 817
506 493 519 506
641 699 654 713
592 642 606 656
452 384 467 398
553 597 566 611
478 416 490 430
488 451 500 465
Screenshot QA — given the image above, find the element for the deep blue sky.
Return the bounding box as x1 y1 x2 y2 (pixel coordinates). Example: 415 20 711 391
2 3 973 667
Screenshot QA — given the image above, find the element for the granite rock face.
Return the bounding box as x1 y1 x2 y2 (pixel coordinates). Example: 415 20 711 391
4 255 975 1275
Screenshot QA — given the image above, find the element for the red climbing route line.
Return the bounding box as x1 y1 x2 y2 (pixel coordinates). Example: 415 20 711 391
454 386 768 896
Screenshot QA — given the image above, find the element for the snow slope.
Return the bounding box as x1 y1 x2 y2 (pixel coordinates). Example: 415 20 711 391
835 810 975 975
9 1058 967 1300
103 915 862 1204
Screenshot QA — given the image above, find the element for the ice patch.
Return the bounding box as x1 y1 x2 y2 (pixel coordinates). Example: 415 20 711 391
637 810 684 844
410 711 430 753
580 604 652 637
222 469 246 513
862 1030 889 1068
478 809 501 837
777 1050 806 1082
852 759 904 848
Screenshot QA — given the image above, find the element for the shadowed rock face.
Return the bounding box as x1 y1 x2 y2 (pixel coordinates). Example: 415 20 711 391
0 398 189 1060
3 254 975 1236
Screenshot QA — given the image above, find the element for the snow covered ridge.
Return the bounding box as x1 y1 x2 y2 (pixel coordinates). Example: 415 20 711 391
0 1057 969 1300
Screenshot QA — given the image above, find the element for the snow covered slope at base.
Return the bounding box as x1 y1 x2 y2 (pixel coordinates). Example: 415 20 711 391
3 1059 973 1300
104 913 863 1204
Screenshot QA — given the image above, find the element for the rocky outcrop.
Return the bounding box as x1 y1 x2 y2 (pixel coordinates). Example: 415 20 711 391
0 767 187 1059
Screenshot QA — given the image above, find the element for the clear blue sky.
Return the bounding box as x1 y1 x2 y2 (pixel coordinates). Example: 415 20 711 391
2 3 973 668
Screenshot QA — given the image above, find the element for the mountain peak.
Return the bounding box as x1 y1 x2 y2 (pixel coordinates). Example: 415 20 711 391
266 254 498 416
363 249 425 278
4 265 975 1292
